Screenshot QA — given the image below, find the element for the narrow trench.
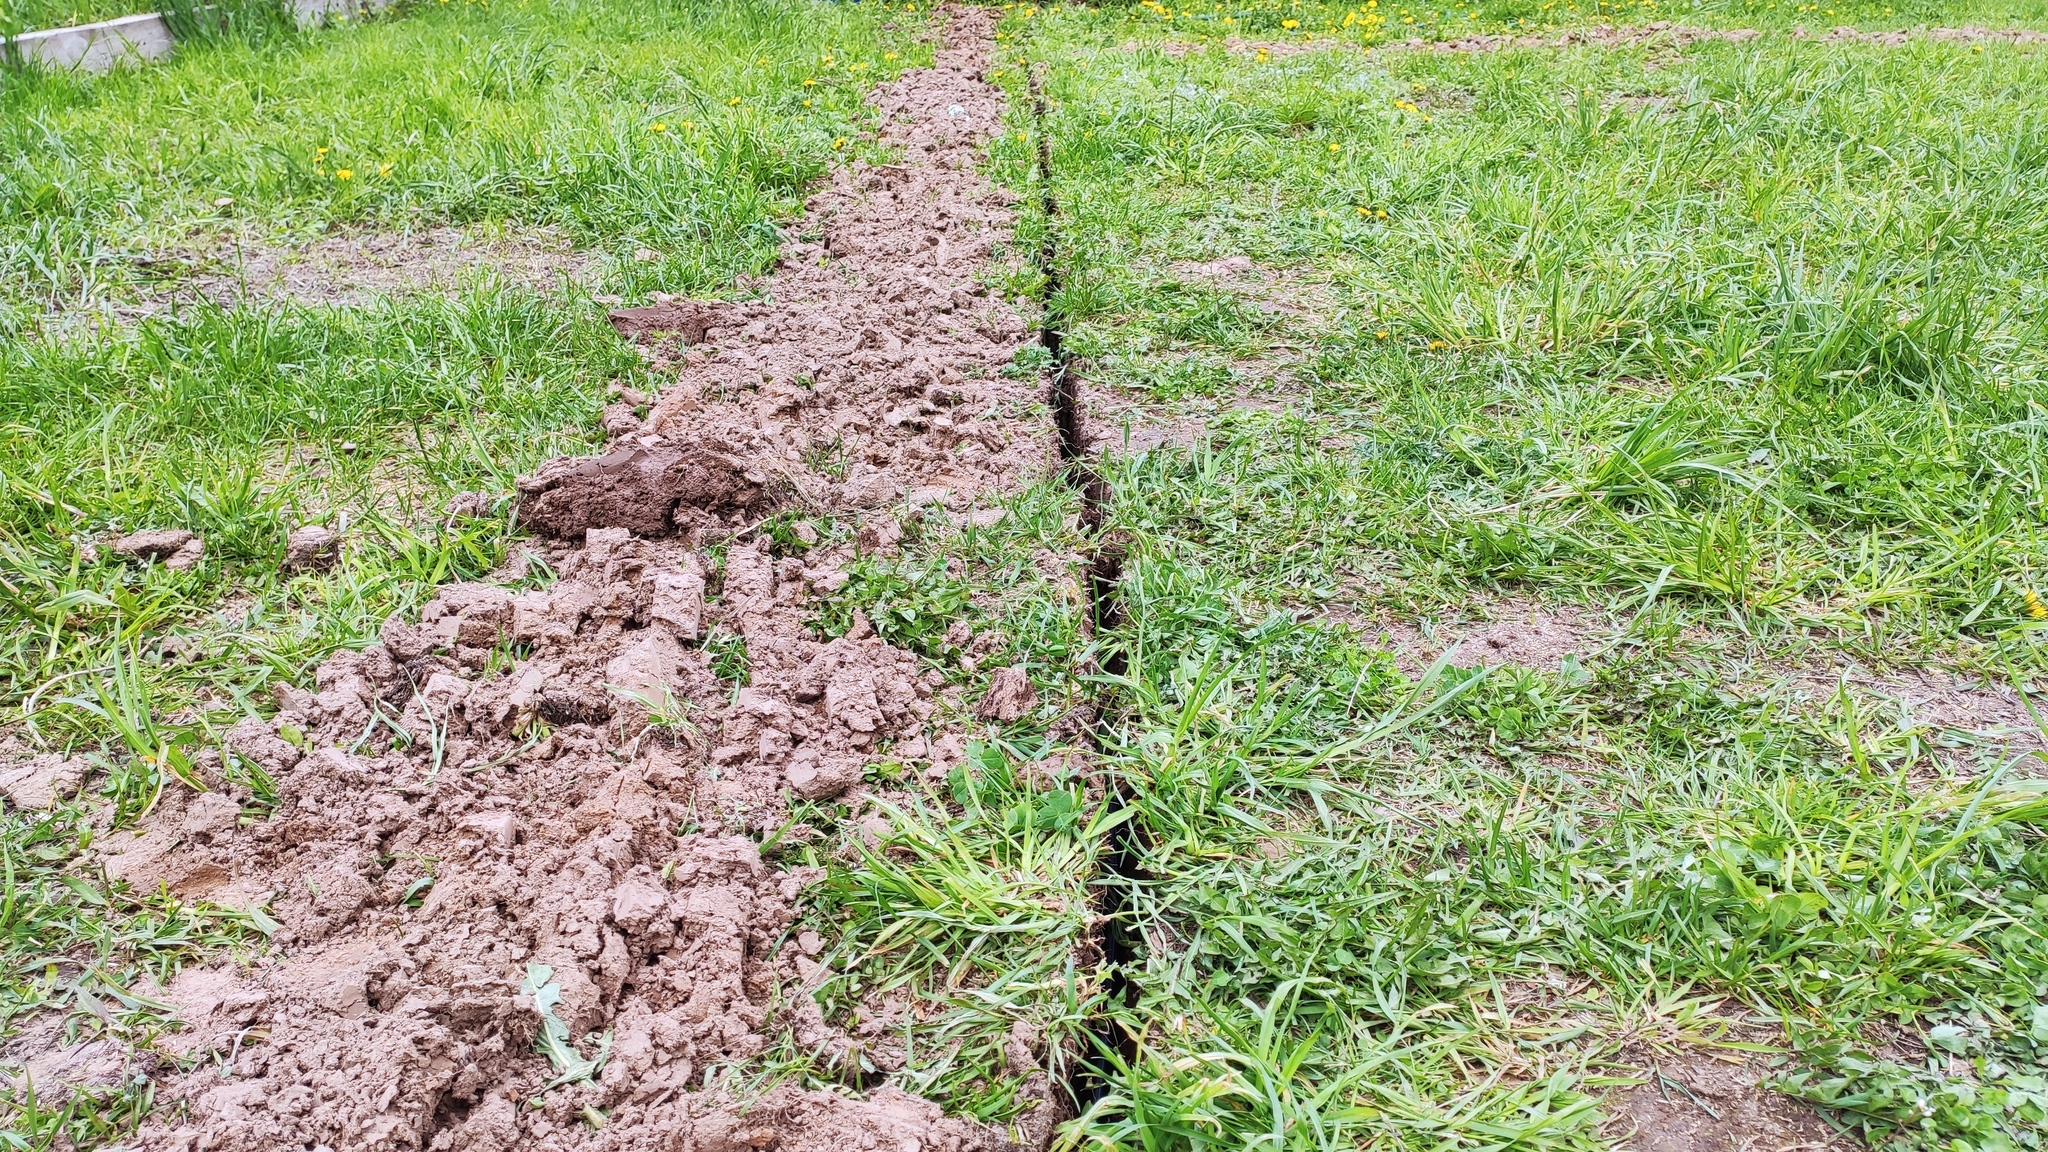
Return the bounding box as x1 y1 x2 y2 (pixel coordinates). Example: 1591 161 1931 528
1026 64 1142 1109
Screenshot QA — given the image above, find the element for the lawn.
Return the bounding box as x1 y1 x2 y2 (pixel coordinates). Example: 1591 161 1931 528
4 0 2048 1149
984 3 2048 1148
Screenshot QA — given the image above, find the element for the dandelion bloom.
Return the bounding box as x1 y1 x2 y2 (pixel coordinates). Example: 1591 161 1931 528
1282 17 1298 26
336 168 353 180
652 122 668 132
1328 142 1341 152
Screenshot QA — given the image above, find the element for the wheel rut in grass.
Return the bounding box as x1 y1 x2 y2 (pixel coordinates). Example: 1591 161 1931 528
102 8 1080 1151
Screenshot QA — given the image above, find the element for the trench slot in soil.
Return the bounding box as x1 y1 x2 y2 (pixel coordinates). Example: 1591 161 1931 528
1027 60 1140 1109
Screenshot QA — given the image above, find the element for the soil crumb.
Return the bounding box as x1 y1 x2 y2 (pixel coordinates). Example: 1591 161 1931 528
1605 1049 1854 1152
5 9 1066 1151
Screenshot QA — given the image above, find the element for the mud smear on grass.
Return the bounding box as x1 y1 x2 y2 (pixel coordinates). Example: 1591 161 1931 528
13 8 1070 1151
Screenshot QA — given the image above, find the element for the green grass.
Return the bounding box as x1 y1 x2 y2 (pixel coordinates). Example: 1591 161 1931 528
15 0 2048 1147
966 4 2048 1150
0 0 928 331
2 0 154 37
1000 4 2048 647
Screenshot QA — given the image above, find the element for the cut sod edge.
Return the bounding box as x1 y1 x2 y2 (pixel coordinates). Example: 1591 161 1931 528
1027 59 1140 1109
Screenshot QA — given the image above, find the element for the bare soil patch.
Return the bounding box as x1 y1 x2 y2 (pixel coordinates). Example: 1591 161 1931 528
1126 22 2048 61
150 224 597 310
1774 659 2048 777
1604 1049 1854 1152
5 10 1076 1152
1371 597 1611 675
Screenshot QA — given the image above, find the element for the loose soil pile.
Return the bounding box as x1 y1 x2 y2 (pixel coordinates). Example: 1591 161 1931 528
28 9 1072 1150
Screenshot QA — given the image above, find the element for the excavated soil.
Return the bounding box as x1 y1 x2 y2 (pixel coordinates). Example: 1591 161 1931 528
8 10 1074 1151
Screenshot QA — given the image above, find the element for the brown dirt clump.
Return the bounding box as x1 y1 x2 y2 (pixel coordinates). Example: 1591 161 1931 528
0 9 1067 1151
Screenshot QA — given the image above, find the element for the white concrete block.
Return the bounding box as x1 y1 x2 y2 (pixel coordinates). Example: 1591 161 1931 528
12 12 174 71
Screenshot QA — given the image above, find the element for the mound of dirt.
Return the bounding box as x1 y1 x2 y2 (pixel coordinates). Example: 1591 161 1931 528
0 9 1069 1151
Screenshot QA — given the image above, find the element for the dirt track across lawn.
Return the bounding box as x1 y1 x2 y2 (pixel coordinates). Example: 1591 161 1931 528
52 8 1082 1151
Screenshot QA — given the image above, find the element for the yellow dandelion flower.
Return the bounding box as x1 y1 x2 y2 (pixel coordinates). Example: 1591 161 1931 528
2027 589 2048 619
1255 46 1270 60
834 136 848 149
1328 142 1341 152
728 97 742 106
652 122 667 132
1375 330 1389 339
805 77 818 86
1282 17 1298 26
803 98 814 107
335 168 353 181
1428 340 1444 350
885 51 898 60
